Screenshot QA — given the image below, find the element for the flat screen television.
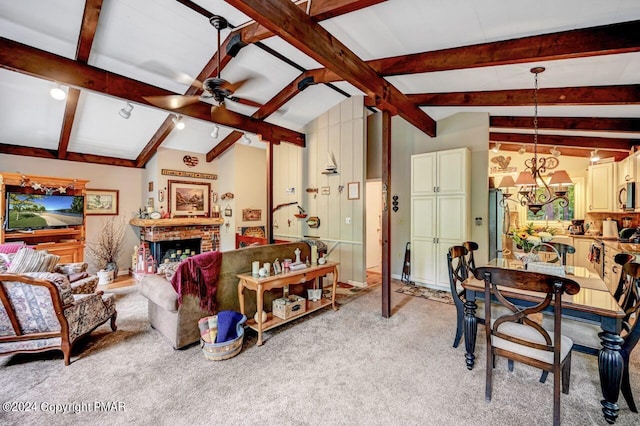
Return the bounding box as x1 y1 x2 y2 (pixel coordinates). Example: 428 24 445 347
5 192 84 231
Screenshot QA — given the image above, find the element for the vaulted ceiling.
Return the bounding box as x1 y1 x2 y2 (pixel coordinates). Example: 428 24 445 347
1 0 639 167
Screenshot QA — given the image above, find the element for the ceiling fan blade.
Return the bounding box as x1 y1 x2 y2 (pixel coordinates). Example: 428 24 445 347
220 77 253 93
143 95 201 110
139 61 203 89
211 103 233 121
227 96 263 108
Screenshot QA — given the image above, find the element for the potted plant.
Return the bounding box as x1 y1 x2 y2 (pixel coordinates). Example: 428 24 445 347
86 216 126 278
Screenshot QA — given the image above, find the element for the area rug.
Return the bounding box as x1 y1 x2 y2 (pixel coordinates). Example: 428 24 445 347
395 282 454 305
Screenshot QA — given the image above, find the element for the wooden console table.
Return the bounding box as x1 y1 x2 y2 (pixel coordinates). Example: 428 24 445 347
237 262 339 345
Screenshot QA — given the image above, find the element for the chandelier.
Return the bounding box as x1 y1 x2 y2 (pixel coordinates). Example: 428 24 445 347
497 67 573 215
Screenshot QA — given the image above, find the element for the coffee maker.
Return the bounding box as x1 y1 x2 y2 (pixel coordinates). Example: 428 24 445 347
568 219 585 235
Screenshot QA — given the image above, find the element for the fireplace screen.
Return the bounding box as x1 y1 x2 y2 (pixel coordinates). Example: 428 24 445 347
150 238 202 265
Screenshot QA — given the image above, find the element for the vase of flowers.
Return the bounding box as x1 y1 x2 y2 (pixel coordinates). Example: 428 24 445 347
508 223 556 264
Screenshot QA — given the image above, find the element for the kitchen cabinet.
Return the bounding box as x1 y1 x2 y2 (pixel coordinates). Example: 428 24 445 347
411 148 470 290
603 244 622 294
574 238 596 273
587 162 615 212
616 155 635 212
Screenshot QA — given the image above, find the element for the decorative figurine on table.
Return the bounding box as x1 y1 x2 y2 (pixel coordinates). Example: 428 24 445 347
294 247 301 264
273 258 282 274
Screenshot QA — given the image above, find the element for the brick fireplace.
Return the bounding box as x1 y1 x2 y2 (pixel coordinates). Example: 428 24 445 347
130 218 223 266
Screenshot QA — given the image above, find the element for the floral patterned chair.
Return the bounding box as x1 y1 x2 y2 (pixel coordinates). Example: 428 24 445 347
0 272 117 365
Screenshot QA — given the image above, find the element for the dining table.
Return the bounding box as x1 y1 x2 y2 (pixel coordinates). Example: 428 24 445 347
462 258 627 424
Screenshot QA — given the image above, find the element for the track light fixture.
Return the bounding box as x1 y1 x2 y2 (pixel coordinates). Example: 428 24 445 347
50 84 66 100
518 145 527 155
243 134 252 145
172 115 185 130
491 143 500 153
550 146 561 157
211 124 220 138
119 102 134 119
590 150 600 162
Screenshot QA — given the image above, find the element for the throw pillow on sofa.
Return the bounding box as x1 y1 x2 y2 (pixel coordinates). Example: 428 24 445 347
8 247 60 273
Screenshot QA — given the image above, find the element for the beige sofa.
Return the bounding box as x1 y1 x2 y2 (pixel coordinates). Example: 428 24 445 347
139 242 311 349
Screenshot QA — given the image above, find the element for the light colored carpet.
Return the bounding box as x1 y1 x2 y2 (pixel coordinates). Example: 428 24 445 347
0 281 638 426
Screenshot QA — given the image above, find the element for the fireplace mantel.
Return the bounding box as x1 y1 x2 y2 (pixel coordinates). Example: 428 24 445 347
129 217 224 227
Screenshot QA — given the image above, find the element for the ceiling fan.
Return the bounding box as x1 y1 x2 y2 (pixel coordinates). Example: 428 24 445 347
143 15 260 118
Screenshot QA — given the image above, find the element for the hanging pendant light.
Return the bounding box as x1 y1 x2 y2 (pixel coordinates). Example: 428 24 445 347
507 67 573 215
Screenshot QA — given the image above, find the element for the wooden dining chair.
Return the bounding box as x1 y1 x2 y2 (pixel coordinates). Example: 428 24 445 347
619 262 640 413
535 242 576 266
613 253 637 309
462 241 479 275
447 245 472 348
474 266 580 426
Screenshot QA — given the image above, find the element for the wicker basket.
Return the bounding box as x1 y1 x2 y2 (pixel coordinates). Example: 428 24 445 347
198 314 247 361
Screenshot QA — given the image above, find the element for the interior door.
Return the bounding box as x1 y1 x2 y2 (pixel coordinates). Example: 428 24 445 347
366 181 382 270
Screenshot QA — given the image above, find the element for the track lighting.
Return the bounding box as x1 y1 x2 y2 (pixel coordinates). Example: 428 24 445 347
211 125 220 138
50 84 66 100
550 146 561 157
172 115 185 130
119 102 134 119
518 145 527 155
491 143 500 153
590 150 600 162
243 134 252 145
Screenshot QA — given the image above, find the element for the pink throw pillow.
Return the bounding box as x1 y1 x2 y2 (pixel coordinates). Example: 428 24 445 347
0 243 25 254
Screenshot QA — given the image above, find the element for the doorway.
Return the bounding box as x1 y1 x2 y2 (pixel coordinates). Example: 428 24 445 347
366 180 382 274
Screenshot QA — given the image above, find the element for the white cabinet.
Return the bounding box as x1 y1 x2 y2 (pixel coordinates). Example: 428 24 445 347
411 148 470 290
617 155 635 187
587 163 615 212
574 238 596 273
411 149 468 195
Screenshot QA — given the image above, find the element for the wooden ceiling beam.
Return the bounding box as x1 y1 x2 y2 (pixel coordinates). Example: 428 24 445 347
0 37 304 147
135 118 177 168
226 0 436 136
409 85 640 106
491 142 630 162
206 131 243 162
58 88 80 160
57 0 103 161
237 0 386 44
490 116 640 133
0 143 137 167
490 132 637 151
368 20 640 76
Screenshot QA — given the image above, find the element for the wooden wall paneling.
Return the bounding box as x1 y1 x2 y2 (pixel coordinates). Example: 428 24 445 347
327 122 341 241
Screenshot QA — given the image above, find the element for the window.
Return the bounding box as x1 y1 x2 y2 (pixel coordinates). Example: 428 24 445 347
526 185 575 221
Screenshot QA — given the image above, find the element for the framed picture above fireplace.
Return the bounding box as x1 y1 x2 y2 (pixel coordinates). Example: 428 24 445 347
168 180 210 217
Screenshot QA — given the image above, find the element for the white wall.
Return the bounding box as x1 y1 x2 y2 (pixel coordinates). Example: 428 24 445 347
274 96 367 285
390 112 490 275
0 154 143 273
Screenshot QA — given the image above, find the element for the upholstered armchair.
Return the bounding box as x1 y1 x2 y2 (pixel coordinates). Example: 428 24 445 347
0 272 117 365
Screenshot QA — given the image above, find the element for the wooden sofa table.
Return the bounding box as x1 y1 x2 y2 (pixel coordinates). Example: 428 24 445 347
237 262 339 345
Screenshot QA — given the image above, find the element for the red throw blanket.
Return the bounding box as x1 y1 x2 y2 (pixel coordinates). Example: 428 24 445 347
170 251 222 313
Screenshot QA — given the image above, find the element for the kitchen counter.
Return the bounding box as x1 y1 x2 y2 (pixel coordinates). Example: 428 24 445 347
602 240 640 255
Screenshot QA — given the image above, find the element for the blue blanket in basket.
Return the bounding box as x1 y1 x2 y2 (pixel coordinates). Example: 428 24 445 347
215 310 244 343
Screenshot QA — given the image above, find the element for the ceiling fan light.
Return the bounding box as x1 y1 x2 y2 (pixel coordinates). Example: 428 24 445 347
119 102 133 119
50 84 66 100
172 115 185 130
211 124 220 138
491 143 501 153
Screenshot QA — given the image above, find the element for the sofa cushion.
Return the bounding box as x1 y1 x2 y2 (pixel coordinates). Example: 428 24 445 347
8 247 60 273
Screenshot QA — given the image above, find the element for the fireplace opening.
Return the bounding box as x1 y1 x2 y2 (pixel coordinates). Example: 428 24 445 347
149 238 202 265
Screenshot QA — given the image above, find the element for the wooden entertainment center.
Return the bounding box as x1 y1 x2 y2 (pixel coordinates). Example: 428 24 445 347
0 172 89 263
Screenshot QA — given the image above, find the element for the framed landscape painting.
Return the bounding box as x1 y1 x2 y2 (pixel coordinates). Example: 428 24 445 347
168 180 210 217
86 189 119 215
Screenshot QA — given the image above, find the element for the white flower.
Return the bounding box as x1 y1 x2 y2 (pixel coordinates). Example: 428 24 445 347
537 231 553 242
526 235 542 246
